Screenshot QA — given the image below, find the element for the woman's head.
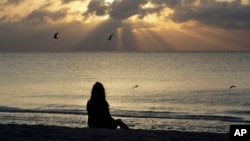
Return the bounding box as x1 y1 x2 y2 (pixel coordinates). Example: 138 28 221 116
91 82 106 100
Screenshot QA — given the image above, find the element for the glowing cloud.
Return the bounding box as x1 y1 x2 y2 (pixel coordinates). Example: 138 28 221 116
0 0 250 51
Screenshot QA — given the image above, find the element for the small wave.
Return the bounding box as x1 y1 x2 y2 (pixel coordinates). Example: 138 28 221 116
0 106 87 115
112 110 249 123
1 106 249 123
227 110 250 115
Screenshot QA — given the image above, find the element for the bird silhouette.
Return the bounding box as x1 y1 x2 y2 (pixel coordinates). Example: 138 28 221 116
107 34 114 40
53 32 59 39
132 85 139 89
229 85 236 90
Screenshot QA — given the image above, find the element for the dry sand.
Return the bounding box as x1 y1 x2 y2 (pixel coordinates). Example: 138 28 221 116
0 124 228 141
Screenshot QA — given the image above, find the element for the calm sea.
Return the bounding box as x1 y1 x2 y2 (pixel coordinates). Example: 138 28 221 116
0 52 249 133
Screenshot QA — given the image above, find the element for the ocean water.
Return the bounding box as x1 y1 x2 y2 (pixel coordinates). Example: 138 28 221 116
0 52 249 133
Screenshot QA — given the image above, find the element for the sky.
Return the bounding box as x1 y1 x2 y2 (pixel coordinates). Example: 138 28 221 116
0 0 250 52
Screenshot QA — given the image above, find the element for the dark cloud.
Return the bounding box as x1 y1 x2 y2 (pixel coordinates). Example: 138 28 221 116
150 0 182 8
83 0 250 30
84 0 108 16
109 0 148 19
22 8 69 25
84 0 197 20
171 0 250 30
84 0 152 20
4 0 25 5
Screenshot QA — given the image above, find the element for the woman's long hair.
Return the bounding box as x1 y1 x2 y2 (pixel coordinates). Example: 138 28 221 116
90 82 106 100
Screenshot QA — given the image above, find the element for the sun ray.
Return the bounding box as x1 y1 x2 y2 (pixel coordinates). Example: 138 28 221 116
143 29 166 50
132 29 151 50
119 28 137 51
116 27 123 50
130 29 147 50
175 29 232 51
146 29 177 51
131 29 160 51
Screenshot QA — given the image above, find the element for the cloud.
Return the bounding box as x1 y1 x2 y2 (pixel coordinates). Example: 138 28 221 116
109 0 148 19
170 0 250 30
0 0 250 52
21 8 69 25
60 0 85 4
150 0 182 8
83 0 163 20
84 0 108 16
4 0 25 5
83 0 250 30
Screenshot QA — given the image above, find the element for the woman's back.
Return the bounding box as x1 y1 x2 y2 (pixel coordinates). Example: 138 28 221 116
87 82 129 129
87 82 117 129
87 99 116 128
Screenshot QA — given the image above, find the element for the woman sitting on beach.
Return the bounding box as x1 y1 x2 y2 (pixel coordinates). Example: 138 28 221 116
87 82 129 129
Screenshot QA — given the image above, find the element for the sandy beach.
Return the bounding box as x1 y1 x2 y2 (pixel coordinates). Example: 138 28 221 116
0 124 228 141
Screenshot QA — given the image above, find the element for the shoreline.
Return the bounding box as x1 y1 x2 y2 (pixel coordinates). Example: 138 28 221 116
0 124 229 141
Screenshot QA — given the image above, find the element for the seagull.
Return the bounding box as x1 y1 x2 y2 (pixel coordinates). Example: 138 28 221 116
53 32 59 39
229 85 236 90
132 85 139 89
107 34 114 40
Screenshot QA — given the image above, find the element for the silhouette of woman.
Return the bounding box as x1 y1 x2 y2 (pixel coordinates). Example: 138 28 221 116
87 82 129 129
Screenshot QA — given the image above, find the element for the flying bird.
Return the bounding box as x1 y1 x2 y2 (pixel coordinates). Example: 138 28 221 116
132 85 139 89
107 34 114 40
229 85 236 90
53 32 59 39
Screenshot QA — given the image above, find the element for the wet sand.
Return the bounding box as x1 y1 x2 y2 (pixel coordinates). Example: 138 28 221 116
0 124 229 141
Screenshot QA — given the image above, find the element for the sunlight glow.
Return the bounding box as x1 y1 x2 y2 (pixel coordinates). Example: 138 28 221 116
241 0 249 5
69 1 88 13
105 0 114 4
83 14 110 24
140 2 156 9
